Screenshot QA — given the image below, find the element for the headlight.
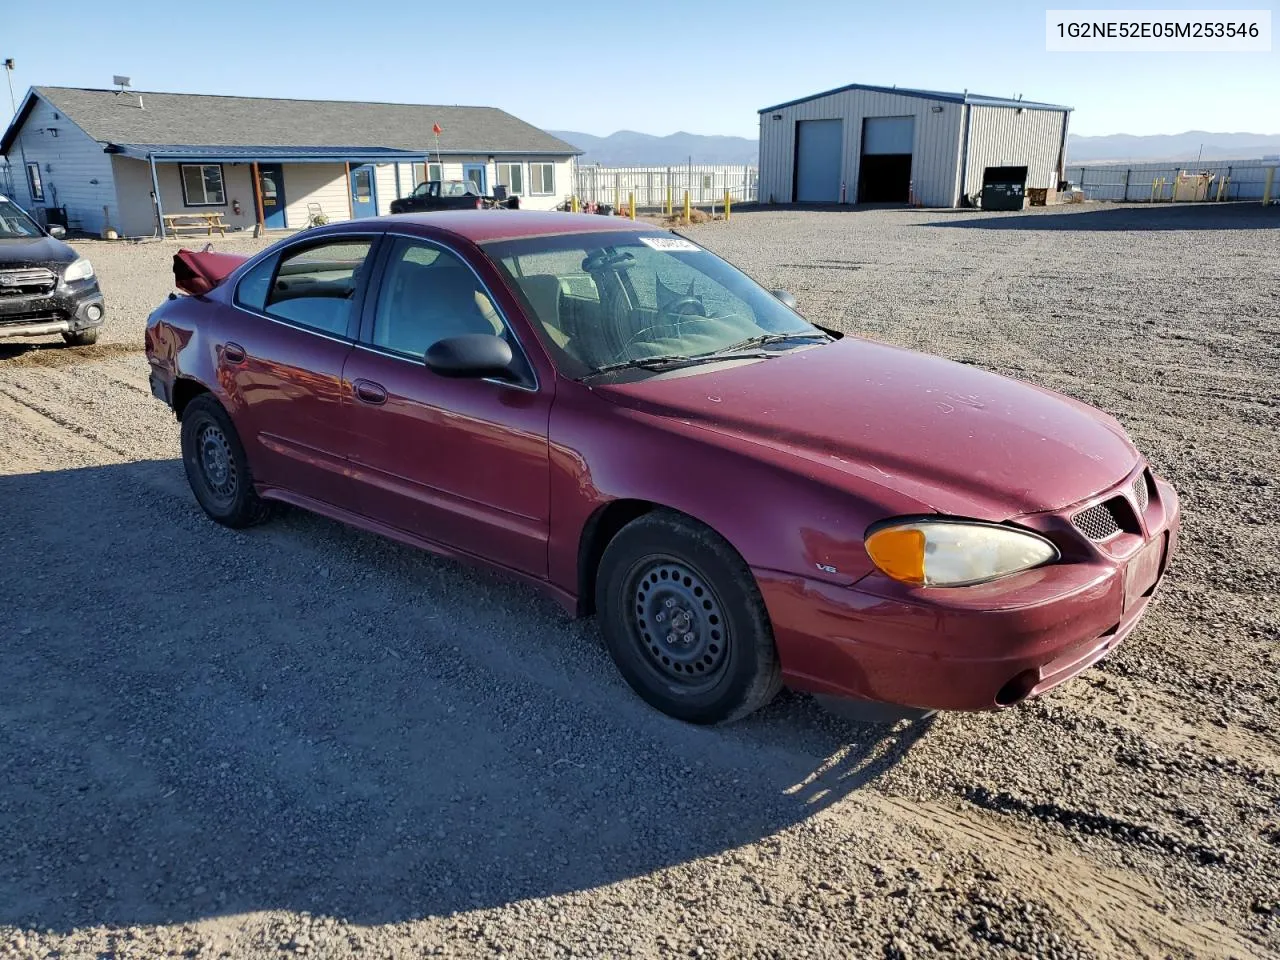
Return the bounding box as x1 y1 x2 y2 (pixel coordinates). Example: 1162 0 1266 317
63 258 95 282
865 519 1059 587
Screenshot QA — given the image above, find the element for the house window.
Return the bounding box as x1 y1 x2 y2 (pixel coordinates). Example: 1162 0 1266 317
180 163 226 206
412 162 443 184
529 162 555 196
496 162 524 196
26 162 44 201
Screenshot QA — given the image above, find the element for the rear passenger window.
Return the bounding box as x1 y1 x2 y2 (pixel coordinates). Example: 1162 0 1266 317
263 240 373 337
234 255 277 312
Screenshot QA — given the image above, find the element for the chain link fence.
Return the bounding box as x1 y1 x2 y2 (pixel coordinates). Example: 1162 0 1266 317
1066 160 1278 202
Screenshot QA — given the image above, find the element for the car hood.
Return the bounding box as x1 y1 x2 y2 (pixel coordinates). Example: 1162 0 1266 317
0 235 77 268
592 337 1139 520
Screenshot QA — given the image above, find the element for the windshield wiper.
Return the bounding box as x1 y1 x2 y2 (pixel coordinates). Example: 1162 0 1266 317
711 331 831 356
583 350 770 379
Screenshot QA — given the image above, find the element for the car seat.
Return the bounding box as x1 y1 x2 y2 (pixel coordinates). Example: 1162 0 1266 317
378 261 497 356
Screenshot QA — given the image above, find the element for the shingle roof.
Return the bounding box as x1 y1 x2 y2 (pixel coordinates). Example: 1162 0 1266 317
759 82 1072 114
12 87 582 156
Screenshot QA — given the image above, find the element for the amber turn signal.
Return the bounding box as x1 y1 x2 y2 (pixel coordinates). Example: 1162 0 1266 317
864 526 927 585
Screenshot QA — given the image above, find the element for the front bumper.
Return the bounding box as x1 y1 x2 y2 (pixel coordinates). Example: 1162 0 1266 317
759 467 1181 712
0 287 106 340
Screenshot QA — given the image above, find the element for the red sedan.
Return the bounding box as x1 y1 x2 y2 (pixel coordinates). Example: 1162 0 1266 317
147 212 1179 724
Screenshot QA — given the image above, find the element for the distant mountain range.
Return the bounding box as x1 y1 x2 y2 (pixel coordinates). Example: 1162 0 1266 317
1067 131 1280 164
550 130 758 166
550 127 1280 167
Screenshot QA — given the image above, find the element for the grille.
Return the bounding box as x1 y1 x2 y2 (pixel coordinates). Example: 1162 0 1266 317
1073 499 1126 541
0 267 56 296
1132 473 1150 513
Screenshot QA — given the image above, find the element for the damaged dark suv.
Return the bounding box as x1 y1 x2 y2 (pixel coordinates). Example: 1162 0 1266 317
0 194 105 346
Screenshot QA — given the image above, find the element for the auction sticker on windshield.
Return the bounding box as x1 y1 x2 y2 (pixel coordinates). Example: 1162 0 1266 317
638 237 701 252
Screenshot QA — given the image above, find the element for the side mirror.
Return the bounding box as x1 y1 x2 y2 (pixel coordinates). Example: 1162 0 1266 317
424 333 515 380
771 289 798 309
48 225 67 239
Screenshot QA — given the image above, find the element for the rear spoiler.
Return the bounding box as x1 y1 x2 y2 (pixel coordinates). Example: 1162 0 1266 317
173 248 249 296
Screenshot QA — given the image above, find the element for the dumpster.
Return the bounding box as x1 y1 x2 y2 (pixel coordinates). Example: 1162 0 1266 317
982 181 1025 211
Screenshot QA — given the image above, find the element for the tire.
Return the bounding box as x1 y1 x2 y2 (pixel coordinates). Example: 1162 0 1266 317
61 328 99 346
180 394 271 528
596 510 782 724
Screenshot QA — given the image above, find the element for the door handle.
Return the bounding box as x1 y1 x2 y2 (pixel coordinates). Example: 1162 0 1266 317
353 378 387 405
223 342 246 364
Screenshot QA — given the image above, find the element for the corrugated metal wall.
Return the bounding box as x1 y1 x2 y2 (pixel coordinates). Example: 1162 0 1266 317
962 106 1067 201
757 89 965 206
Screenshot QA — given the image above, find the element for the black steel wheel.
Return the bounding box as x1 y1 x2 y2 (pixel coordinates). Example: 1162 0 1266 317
628 557 729 691
180 394 271 528
597 510 781 724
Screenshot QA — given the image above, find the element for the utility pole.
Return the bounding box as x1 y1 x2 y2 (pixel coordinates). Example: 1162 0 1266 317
4 58 33 202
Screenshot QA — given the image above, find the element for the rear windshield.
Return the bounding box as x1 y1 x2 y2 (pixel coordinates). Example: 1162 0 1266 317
484 231 819 378
441 181 479 197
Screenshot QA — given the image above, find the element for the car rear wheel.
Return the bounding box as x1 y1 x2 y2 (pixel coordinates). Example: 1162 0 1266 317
62 329 98 347
180 394 271 528
596 510 782 724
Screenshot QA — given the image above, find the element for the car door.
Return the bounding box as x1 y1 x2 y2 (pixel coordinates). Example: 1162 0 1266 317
342 234 552 577
219 233 379 509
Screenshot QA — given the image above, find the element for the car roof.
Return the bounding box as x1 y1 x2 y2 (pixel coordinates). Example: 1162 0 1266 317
360 210 664 244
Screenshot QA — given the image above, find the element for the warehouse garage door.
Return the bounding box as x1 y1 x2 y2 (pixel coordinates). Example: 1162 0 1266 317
858 116 914 203
793 119 842 202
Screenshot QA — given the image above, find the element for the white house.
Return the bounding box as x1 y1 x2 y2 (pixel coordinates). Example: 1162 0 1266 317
0 87 582 237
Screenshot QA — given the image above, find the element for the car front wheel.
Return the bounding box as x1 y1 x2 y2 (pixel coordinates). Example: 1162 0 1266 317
180 394 271 528
62 329 99 346
596 510 782 724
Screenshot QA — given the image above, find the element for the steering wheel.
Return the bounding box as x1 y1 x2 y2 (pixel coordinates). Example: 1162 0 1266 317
658 295 707 323
617 313 718 359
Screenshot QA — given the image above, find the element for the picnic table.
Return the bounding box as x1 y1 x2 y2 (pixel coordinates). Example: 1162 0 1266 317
162 212 228 237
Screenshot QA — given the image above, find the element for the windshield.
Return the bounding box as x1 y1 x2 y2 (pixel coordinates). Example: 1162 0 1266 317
486 231 824 378
0 197 44 239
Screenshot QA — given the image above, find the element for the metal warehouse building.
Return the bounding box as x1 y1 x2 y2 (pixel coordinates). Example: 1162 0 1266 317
757 83 1072 208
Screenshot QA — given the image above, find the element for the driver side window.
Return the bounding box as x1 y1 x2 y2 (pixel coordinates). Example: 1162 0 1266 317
371 239 505 359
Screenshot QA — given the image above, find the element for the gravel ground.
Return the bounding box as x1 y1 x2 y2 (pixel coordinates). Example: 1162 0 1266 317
1 203 1277 959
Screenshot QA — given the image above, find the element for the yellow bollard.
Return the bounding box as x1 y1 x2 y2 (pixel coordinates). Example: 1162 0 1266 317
683 190 691 225
628 192 635 220
1264 168 1275 206
571 195 580 213
724 189 731 221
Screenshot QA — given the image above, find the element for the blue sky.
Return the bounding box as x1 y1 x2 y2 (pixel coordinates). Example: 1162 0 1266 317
3 0 1275 138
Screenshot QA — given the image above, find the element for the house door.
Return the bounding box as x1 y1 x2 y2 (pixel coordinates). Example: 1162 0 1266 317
256 163 287 228
349 164 378 218
463 163 487 193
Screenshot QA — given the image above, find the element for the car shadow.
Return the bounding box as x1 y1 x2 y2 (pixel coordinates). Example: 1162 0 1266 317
923 202 1279 231
0 340 142 364
0 459 933 933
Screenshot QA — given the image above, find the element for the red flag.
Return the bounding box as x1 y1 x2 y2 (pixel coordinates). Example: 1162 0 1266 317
432 122 442 136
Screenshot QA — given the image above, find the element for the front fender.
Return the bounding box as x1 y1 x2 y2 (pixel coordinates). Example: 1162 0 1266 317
547 379 929 599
